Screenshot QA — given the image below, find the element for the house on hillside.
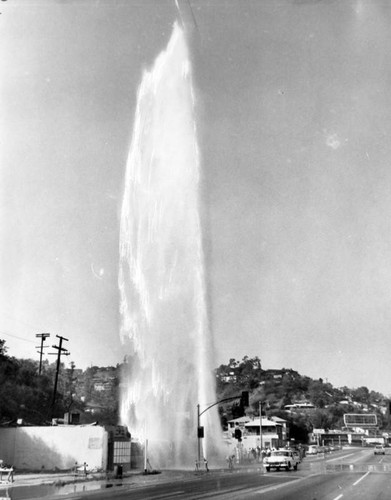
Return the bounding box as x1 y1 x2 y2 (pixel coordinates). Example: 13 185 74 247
91 368 117 392
284 402 315 413
263 368 300 381
219 371 238 383
269 415 290 443
245 417 284 449
227 416 251 435
264 369 284 380
227 416 287 449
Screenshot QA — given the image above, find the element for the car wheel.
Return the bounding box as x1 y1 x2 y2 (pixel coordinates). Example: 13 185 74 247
265 467 270 472
294 463 298 470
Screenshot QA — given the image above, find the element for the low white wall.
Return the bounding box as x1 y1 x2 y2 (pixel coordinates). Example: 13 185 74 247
0 425 108 471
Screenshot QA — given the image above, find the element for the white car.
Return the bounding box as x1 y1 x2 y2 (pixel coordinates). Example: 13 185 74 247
374 445 385 455
263 450 300 472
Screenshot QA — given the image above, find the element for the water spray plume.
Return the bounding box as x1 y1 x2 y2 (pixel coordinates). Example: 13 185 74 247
119 23 222 467
175 0 198 33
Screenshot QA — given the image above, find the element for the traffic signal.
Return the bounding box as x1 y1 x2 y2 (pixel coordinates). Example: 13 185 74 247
241 391 249 407
234 427 242 442
197 426 204 438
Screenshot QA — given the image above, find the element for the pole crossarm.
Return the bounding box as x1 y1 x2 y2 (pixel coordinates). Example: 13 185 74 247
199 395 242 417
36 333 50 375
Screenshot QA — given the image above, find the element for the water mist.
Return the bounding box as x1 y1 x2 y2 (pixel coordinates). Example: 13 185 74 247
118 23 222 467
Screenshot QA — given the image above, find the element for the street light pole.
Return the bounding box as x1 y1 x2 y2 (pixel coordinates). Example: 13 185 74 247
197 404 201 469
196 392 249 470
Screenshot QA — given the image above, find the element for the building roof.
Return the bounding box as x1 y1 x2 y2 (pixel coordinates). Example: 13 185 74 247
228 416 251 424
228 416 284 427
245 418 281 427
270 416 287 423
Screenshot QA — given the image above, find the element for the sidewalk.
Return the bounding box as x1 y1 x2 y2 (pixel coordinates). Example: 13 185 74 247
2 462 263 489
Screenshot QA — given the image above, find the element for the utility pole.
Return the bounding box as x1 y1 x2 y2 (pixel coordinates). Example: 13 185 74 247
49 335 70 419
36 333 50 375
259 401 263 451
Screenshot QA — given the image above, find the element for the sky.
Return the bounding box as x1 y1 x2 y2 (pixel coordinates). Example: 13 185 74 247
2 0 391 395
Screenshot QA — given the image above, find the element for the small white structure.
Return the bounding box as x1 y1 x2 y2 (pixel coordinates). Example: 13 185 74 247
284 403 315 412
227 416 286 449
244 418 283 449
0 425 109 471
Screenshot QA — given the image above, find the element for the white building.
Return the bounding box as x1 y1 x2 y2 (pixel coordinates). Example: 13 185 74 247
0 424 131 472
227 416 286 449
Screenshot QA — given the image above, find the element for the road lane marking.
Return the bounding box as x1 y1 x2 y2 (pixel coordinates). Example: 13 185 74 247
326 453 355 462
256 475 312 495
326 449 369 464
190 485 255 499
352 471 370 486
333 495 343 500
326 456 341 462
153 492 185 498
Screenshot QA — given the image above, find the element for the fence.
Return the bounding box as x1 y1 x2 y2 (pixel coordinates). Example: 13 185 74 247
310 462 391 474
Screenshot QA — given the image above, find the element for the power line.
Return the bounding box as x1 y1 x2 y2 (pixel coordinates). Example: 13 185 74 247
2 311 45 331
0 330 36 344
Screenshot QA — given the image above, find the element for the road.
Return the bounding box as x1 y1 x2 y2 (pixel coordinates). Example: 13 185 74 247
257 447 391 500
5 446 391 500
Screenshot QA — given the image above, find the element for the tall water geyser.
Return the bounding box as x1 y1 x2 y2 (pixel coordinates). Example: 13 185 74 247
119 23 222 467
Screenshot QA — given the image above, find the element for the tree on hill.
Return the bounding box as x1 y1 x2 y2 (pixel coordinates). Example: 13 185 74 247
215 355 389 441
216 356 262 390
0 339 8 358
78 365 119 425
215 356 263 421
0 340 83 424
0 341 51 423
307 379 335 409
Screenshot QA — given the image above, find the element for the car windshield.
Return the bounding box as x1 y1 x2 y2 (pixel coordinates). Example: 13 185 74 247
271 451 290 457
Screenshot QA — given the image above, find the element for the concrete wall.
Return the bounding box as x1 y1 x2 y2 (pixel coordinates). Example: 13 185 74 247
0 425 108 471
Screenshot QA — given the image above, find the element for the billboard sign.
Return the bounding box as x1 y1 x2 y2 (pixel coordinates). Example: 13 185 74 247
343 413 377 427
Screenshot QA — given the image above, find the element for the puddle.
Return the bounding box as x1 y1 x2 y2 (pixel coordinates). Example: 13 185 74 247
0 481 124 499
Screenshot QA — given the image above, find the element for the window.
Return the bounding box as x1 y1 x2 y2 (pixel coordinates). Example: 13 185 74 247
113 441 131 465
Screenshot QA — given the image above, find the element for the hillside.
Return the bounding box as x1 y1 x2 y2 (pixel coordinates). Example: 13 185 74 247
215 356 389 441
1 338 389 444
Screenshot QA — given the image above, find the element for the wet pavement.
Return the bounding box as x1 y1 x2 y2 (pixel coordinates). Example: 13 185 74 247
0 464 264 499
0 470 178 499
